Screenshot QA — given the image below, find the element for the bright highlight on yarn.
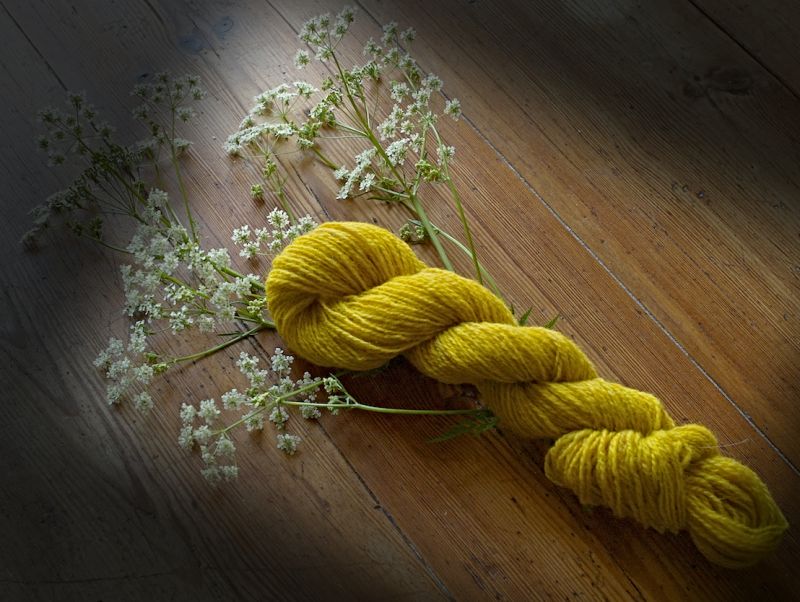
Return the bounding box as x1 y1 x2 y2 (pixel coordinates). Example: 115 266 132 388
266 221 788 569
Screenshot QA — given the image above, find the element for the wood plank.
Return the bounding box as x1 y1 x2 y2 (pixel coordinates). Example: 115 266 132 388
690 0 800 95
353 0 800 467
0 3 447 600
3 0 798 599
230 0 798 597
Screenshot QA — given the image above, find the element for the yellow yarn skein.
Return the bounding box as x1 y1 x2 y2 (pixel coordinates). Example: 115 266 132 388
266 221 788 568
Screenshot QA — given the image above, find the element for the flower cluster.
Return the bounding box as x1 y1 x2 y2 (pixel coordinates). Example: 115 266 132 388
24 73 205 249
226 5 461 216
94 321 165 409
177 348 353 484
119 188 269 333
231 208 318 258
131 72 206 160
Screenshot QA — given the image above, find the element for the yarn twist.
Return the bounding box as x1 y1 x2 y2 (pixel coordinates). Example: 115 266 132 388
266 221 788 568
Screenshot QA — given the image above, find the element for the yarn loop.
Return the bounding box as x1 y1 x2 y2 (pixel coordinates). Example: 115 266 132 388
266 221 788 568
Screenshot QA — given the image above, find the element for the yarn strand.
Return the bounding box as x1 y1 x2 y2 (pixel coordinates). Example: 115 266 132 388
266 221 788 568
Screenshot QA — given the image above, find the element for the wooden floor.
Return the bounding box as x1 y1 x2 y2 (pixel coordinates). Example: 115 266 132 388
2 0 799 599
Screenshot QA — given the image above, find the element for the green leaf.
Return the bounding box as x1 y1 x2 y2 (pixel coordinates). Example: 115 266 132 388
428 409 498 443
543 314 560 330
518 306 533 326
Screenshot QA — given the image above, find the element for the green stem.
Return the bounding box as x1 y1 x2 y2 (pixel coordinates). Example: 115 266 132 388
312 147 338 169
218 266 266 291
83 234 132 254
407 191 454 271
331 53 454 272
171 151 198 242
432 127 482 283
168 323 271 365
429 224 505 302
281 399 483 416
275 187 296 223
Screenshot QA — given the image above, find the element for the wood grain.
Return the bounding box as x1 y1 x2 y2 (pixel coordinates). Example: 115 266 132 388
0 2 446 600
690 0 800 95
2 0 798 600
353 0 800 467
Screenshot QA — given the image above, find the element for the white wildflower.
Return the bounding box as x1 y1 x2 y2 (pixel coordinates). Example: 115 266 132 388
231 225 251 244
401 27 416 44
169 305 193 333
106 382 125 405
266 208 291 230
220 465 239 480
300 404 322 420
215 436 236 458
244 412 265 432
363 38 382 57
294 81 317 98
133 391 154 413
239 241 259 259
178 425 194 450
385 138 410 166
444 98 461 120
423 74 443 92
438 144 456 161
294 49 310 68
198 398 221 424
221 389 247 410
269 406 289 427
127 321 147 354
270 348 293 374
94 337 124 369
276 433 301 455
180 403 197 424
359 172 376 192
381 21 398 45
196 314 215 333
390 82 409 102
193 424 212 445
133 364 154 385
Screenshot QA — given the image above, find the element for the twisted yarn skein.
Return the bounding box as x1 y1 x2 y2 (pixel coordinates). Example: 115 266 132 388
266 221 788 568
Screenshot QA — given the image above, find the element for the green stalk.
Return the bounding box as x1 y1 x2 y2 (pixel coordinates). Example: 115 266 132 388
430 224 505 302
432 127 481 283
281 399 483 416
218 268 266 292
168 323 271 365
331 52 454 272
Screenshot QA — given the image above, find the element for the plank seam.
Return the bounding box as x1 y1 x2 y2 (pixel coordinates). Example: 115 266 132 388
1 1 67 90
686 0 800 100
461 111 800 477
349 0 798 475
316 420 456 601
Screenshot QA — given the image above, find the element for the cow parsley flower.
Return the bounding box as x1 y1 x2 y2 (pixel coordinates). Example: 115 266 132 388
270 347 293 374
300 404 322 420
221 389 247 410
385 138 410 167
269 406 289 428
198 398 221 424
444 98 462 120
133 391 154 413
294 49 310 68
276 433 301 455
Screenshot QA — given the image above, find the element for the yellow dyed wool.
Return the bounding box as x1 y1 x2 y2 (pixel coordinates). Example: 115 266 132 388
266 221 788 568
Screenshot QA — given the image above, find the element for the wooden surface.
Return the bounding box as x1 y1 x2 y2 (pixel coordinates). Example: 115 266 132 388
2 0 798 599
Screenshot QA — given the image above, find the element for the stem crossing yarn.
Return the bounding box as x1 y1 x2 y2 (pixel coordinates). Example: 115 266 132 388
266 221 788 568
